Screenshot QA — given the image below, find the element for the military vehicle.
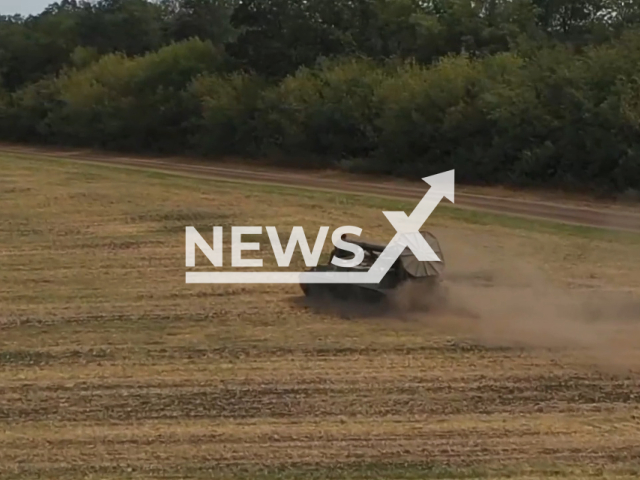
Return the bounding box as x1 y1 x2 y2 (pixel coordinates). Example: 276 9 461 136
299 230 446 304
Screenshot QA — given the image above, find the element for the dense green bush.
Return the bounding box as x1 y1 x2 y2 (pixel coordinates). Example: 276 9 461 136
188 72 266 155
478 34 640 191
371 55 491 178
24 38 226 152
3 27 640 193
4 77 62 142
258 58 387 160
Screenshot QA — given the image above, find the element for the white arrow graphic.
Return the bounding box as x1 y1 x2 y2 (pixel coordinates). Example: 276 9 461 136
382 170 455 262
384 170 455 233
186 170 455 284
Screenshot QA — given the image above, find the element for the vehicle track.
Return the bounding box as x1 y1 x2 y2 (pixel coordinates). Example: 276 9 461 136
3 143 640 233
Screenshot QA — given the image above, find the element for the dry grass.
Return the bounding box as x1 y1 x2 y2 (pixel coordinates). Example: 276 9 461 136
2 154 640 479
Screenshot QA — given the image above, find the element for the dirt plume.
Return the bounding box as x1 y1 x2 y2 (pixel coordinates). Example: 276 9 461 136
392 255 640 373
296 226 640 373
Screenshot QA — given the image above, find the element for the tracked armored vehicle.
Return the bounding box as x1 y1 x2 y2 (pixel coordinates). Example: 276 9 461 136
300 230 445 304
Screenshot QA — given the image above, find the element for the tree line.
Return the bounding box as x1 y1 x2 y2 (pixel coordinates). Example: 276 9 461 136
1 0 640 193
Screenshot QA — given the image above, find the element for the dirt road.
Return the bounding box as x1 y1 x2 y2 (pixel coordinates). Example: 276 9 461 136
3 143 640 233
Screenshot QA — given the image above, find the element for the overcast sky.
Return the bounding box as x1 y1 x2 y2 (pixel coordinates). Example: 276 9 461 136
2 0 52 16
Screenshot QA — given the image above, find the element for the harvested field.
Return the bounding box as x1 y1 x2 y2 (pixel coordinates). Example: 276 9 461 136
1 153 640 479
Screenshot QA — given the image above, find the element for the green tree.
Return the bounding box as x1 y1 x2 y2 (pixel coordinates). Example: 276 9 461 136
161 0 239 46
74 0 165 56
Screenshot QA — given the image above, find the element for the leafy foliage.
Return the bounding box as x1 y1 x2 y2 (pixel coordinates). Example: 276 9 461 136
2 0 640 192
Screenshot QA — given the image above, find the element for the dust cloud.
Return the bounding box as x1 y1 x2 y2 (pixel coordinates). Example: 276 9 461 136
390 235 640 374
297 226 640 373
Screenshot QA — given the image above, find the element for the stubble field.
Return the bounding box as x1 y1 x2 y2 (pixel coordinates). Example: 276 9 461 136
2 153 640 479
